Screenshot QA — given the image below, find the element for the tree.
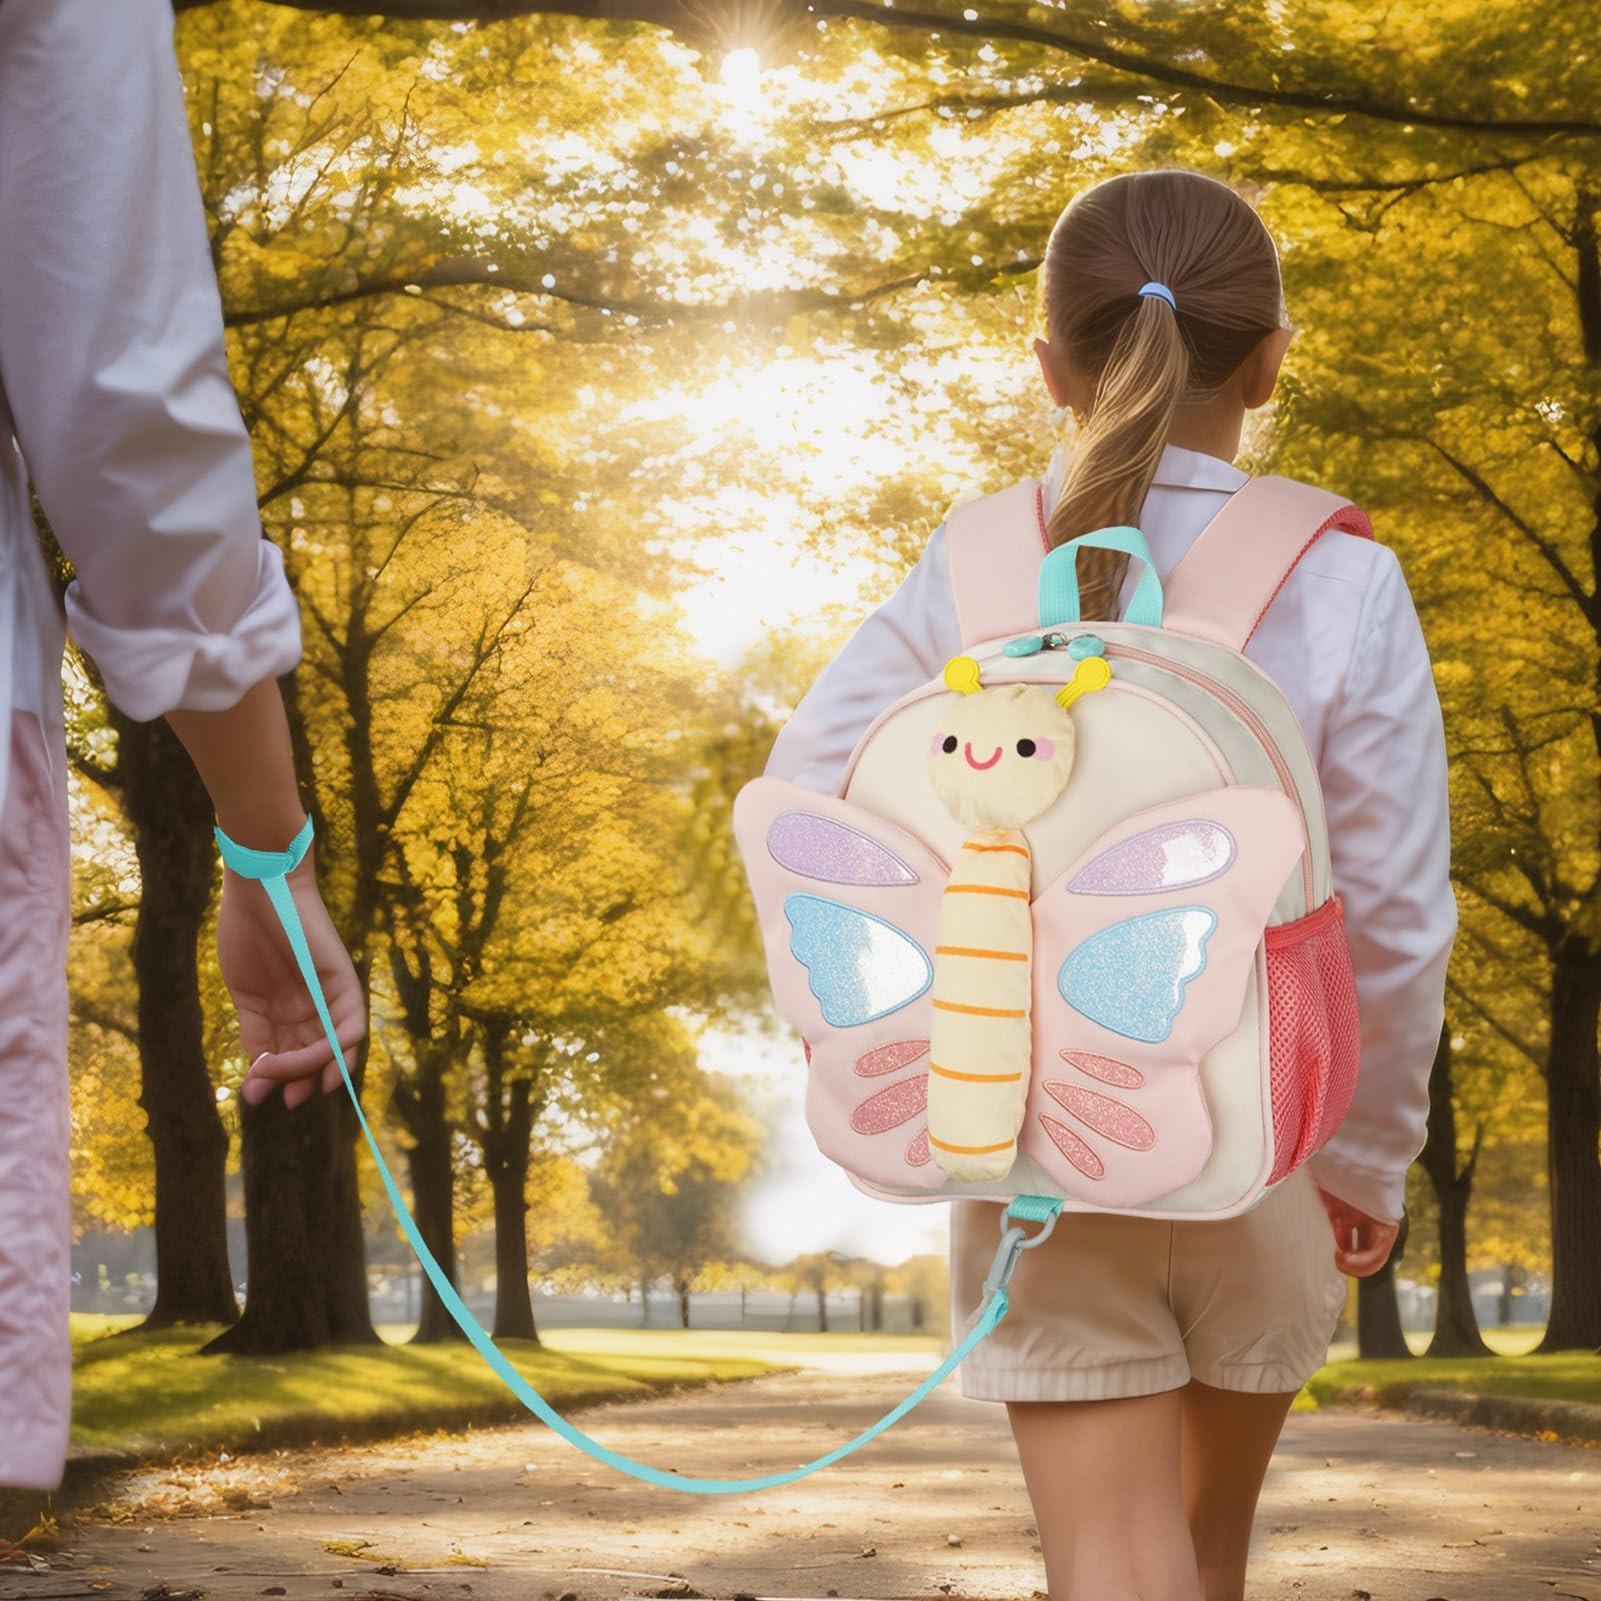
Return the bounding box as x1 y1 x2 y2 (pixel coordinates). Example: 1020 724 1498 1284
590 1059 763 1326
1356 1219 1413 1362
1418 1023 1491 1357
65 671 240 1331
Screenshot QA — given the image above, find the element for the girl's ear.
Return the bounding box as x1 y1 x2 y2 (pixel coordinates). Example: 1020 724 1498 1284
1035 337 1093 417
1240 325 1294 409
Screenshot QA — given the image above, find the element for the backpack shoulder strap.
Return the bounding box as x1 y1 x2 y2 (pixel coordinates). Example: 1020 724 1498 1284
1160 474 1373 652
945 477 1049 649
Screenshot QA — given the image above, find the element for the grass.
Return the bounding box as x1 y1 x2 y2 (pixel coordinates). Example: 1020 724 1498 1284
68 1320 786 1461
1303 1325 1601 1415
68 1313 1599 1466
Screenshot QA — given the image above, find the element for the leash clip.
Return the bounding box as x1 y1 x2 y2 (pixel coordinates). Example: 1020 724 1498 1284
981 1199 1061 1300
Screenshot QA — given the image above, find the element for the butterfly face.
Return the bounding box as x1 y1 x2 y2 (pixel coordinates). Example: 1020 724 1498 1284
928 683 1078 830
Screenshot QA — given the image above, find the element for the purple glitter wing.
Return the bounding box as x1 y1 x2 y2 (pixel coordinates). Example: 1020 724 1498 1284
766 810 917 887
1067 819 1236 896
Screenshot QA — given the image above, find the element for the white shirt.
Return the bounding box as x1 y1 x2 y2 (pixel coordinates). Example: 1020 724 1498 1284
0 0 302 805
766 441 1456 1222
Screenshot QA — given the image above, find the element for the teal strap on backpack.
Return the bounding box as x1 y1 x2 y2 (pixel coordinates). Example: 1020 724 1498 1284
1039 524 1164 629
216 816 1064 1495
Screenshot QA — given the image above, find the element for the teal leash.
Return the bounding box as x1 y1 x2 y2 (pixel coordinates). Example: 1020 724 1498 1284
216 816 1063 1494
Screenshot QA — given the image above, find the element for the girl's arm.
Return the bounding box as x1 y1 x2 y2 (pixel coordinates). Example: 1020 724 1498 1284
1308 544 1457 1230
765 525 962 791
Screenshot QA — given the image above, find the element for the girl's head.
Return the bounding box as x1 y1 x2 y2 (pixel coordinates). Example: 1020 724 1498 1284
1035 169 1292 616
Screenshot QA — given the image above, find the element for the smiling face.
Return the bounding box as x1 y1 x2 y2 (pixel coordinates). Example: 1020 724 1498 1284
928 682 1079 830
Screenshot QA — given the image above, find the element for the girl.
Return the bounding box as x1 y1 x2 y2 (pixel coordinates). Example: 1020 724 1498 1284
764 169 1455 1601
0 0 363 1493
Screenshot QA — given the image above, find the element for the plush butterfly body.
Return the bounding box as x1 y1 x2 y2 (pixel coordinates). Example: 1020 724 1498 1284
733 778 1303 1210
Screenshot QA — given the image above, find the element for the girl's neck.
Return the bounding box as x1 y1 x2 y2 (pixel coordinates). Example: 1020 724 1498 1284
1164 400 1246 465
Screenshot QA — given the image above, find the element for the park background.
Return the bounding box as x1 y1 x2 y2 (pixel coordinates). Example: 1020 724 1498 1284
45 0 1601 1496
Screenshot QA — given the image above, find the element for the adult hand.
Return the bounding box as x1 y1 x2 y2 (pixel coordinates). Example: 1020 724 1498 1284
217 846 366 1110
1316 1186 1400 1277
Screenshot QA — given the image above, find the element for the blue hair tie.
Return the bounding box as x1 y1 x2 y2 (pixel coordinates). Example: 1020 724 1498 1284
1138 280 1177 310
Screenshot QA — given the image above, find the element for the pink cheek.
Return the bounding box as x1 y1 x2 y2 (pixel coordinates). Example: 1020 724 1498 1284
1031 738 1056 761
931 732 947 755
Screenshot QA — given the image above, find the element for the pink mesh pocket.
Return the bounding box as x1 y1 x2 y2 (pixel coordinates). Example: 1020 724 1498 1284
1264 895 1360 1183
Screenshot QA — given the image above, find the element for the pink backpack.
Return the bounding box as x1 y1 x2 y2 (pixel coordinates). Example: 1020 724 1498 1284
736 473 1368 1220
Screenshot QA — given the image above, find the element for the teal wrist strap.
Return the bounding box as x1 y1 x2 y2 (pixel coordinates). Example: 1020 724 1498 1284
1039 524 1164 629
216 816 1063 1495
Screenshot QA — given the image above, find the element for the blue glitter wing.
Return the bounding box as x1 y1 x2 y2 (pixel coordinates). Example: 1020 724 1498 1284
1057 906 1217 1045
784 893 933 1028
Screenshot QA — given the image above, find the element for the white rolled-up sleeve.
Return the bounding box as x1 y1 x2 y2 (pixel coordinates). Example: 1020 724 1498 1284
0 0 301 722
1307 544 1457 1222
765 525 962 794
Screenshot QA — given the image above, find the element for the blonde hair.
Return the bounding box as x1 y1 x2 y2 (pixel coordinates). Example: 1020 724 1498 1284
1039 169 1290 618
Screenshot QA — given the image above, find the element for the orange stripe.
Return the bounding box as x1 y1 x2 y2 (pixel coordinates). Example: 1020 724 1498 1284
928 1134 1015 1156
947 884 1029 899
929 1061 1023 1084
933 999 1026 1019
935 945 1028 962
963 841 1029 858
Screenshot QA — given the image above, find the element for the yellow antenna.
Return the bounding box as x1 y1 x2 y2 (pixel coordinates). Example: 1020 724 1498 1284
943 655 983 696
1056 655 1112 711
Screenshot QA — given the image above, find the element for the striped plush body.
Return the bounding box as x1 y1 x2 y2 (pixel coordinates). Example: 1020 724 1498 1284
928 827 1035 1179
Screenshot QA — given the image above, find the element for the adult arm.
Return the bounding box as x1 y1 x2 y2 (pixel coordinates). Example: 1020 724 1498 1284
0 0 361 1101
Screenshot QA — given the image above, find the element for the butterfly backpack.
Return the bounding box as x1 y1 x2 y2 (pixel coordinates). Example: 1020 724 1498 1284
735 473 1367 1222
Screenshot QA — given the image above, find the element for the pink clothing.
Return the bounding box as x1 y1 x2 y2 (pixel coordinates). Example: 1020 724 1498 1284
0 712 71 1490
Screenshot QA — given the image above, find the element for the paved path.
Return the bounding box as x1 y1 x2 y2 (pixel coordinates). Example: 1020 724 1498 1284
4 1365 1598 1601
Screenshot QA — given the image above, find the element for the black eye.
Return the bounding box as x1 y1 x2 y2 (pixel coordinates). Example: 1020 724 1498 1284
941 735 958 754
1016 738 1036 758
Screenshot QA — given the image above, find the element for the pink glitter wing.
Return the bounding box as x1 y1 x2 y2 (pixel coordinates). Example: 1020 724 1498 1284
733 778 948 1193
1021 786 1305 1207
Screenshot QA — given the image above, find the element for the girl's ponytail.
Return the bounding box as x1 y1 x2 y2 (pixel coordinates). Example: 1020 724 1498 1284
1038 170 1290 620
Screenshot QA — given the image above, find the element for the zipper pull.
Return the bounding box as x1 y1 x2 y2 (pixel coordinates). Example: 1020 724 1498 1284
1002 633 1045 657
1004 631 1104 658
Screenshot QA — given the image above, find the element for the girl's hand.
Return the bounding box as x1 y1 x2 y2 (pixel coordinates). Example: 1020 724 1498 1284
1317 1186 1400 1277
216 847 367 1111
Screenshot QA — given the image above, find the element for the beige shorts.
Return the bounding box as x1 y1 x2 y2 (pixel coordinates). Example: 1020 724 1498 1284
949 1166 1347 1403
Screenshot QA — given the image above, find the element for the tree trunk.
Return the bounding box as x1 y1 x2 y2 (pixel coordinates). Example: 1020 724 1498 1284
815 1284 827 1333
1498 1264 1521 1325
1418 1022 1490 1357
678 1279 691 1328
1540 935 1601 1351
1356 1218 1412 1359
206 1087 376 1352
114 715 240 1329
477 1028 539 1343
408 1112 462 1343
489 1142 536 1341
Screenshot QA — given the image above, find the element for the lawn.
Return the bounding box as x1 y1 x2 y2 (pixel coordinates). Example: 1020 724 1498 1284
69 1320 788 1462
1303 1326 1601 1416
69 1315 1599 1467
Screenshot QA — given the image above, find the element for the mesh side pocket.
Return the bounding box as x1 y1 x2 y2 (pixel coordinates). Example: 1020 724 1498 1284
1264 895 1361 1183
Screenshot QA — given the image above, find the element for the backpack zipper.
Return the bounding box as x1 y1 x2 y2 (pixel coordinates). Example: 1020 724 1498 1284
1098 641 1314 909
838 631 1316 910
